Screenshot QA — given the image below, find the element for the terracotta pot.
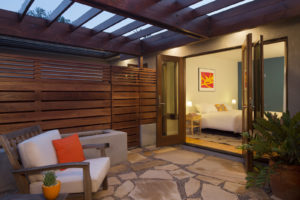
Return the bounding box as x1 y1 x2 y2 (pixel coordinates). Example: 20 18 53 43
269 162 300 200
42 180 61 200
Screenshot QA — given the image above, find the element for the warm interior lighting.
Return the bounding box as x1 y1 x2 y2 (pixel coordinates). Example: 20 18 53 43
232 99 237 105
187 101 193 107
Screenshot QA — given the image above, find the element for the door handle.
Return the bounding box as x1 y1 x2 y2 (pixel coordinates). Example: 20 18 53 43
160 103 166 105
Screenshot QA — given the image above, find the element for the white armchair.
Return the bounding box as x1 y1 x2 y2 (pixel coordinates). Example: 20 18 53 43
0 125 110 200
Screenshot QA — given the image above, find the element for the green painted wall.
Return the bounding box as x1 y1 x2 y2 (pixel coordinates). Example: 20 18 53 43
238 57 284 112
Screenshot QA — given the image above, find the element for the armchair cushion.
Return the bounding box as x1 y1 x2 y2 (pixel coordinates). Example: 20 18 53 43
30 157 110 194
52 134 85 164
18 129 61 168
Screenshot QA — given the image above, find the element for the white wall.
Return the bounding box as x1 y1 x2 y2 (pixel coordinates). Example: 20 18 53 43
160 17 300 115
186 50 240 113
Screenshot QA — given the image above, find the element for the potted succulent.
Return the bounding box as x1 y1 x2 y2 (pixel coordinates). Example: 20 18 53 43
42 171 61 200
240 112 300 200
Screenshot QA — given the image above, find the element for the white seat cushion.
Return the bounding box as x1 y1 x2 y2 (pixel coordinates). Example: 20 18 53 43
30 157 110 194
18 130 61 168
18 130 61 182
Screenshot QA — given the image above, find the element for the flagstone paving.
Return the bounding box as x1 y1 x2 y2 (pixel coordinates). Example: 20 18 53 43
94 145 271 200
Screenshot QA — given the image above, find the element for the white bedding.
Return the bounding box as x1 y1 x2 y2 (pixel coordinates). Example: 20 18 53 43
199 110 242 133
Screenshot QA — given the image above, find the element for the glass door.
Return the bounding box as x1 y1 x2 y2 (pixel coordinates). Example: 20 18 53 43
242 33 253 171
157 55 185 146
253 35 264 119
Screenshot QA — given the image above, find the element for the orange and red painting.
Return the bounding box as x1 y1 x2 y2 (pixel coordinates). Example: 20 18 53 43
199 69 216 91
201 72 214 88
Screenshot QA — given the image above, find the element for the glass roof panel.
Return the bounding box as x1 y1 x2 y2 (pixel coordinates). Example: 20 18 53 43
104 18 135 33
61 2 91 23
140 29 168 40
83 11 115 29
123 24 152 37
207 0 254 16
189 0 215 9
28 0 64 18
0 0 25 13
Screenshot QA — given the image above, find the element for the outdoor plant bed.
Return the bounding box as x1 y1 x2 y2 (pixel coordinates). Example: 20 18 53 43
240 112 300 200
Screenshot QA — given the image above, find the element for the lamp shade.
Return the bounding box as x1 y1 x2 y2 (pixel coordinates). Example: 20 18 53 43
232 99 237 105
187 101 192 107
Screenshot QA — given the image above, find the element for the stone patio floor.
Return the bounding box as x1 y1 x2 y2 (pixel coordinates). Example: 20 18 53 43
94 145 272 200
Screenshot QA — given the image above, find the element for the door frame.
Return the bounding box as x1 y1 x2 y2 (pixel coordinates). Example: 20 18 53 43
156 55 186 146
181 37 289 153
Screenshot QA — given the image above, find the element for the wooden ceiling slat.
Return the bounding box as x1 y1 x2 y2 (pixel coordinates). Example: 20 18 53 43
111 21 145 37
142 31 178 43
143 34 197 54
212 0 282 21
194 0 243 16
159 0 242 36
47 0 74 27
210 0 300 37
127 26 162 41
147 0 200 14
73 0 208 39
0 10 141 55
71 8 102 32
18 0 35 22
93 15 125 33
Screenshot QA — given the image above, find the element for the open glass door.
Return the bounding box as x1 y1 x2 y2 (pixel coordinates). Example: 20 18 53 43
157 55 185 146
254 35 264 119
242 33 253 171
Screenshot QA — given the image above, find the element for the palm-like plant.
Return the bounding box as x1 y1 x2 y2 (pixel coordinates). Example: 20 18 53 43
240 111 300 188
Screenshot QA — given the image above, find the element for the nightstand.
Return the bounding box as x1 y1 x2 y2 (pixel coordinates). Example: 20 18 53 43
186 113 201 135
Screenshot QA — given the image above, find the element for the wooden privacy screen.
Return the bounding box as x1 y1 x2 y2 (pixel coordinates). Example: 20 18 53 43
0 54 157 148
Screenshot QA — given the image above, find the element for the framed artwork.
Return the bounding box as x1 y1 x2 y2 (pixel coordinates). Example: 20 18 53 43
198 68 216 91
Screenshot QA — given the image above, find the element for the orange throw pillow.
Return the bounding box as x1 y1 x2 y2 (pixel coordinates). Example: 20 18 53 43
52 134 85 164
215 104 227 111
215 104 223 111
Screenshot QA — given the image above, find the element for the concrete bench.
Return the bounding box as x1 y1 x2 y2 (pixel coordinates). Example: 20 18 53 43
63 129 128 166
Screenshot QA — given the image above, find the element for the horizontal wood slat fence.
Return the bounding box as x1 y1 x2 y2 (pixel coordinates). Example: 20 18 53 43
0 54 157 148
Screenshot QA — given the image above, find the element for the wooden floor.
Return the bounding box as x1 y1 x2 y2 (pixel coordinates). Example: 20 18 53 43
186 136 243 155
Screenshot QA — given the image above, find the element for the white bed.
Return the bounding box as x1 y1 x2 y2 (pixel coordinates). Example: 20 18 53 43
196 108 282 134
199 110 242 133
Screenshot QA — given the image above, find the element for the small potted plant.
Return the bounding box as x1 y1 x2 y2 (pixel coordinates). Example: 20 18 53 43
42 171 61 200
240 111 300 200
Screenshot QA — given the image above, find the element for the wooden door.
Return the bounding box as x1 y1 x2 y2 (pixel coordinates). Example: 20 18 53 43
157 55 185 146
242 33 253 171
253 35 264 119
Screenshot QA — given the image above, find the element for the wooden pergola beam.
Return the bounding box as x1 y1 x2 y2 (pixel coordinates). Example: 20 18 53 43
18 0 35 21
0 10 141 55
71 8 102 32
128 26 162 41
47 0 74 27
73 0 209 39
111 21 145 37
210 0 300 36
143 32 197 54
93 15 125 33
157 0 242 36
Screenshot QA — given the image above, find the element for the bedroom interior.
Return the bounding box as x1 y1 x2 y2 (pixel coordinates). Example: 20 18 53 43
185 41 286 155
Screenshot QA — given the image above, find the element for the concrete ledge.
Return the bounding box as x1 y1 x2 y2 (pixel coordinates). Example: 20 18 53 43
64 129 128 166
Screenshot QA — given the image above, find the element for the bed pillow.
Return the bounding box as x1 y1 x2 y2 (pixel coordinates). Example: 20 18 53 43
195 104 217 114
224 104 233 111
215 104 227 111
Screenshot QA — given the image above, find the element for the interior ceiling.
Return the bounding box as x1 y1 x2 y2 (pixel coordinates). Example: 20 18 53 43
0 0 299 57
192 42 285 62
